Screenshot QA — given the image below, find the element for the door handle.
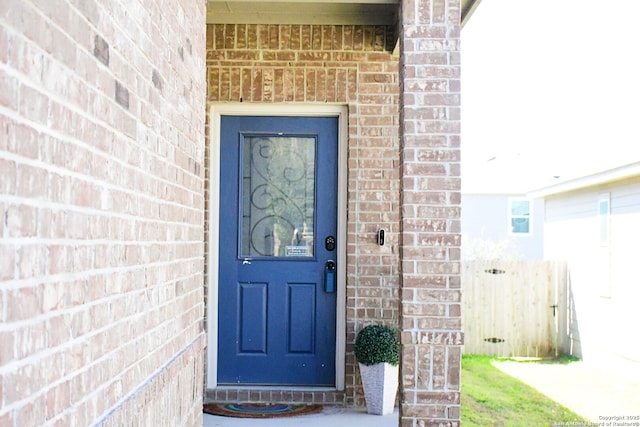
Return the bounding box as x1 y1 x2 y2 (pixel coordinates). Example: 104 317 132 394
324 260 336 293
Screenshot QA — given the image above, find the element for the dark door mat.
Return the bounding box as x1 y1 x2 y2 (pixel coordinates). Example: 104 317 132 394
203 403 323 418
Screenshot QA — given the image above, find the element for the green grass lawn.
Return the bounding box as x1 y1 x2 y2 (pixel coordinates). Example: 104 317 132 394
461 355 587 426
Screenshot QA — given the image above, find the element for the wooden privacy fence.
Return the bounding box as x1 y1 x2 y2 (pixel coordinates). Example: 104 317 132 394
462 260 569 357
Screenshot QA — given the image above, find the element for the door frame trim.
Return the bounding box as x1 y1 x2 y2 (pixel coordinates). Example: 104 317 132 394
206 103 348 390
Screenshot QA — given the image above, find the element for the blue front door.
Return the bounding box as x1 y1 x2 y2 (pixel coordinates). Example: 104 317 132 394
217 116 338 386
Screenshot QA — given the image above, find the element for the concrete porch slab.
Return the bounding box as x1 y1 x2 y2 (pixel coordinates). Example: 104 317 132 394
203 407 399 426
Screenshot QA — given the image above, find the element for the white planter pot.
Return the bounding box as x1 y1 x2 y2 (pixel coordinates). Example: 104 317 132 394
359 362 399 415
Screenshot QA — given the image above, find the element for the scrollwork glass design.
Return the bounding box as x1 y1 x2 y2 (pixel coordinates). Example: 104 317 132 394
240 136 316 257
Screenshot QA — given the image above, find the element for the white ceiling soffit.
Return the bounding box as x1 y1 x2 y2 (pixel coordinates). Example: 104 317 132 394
207 0 400 25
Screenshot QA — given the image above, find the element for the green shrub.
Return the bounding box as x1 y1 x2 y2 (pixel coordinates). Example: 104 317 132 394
354 324 399 366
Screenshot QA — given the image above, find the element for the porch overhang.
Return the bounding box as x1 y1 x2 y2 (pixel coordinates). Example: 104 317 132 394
461 0 482 27
207 0 399 25
207 0 481 27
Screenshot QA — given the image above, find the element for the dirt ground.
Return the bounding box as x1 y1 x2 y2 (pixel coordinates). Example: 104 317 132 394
493 356 640 424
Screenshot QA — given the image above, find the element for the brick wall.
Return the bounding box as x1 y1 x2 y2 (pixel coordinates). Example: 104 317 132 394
399 0 463 425
205 23 401 406
0 1 206 426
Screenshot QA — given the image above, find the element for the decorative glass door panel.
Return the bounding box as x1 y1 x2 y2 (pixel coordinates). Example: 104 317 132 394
241 136 316 258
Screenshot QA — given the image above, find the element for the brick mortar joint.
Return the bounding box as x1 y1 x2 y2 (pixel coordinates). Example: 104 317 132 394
0 136 204 204
93 332 206 425
0 274 204 350
401 331 464 345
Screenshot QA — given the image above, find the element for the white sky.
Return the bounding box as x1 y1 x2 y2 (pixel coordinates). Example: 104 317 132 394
461 0 640 193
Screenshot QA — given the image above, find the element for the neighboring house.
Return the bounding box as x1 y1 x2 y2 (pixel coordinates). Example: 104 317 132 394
460 154 546 261
530 162 640 364
0 1 477 426
462 192 544 260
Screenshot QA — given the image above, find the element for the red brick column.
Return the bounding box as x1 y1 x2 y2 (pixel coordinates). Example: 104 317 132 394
398 0 463 425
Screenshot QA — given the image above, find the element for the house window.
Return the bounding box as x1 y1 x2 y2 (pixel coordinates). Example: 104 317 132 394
509 199 531 235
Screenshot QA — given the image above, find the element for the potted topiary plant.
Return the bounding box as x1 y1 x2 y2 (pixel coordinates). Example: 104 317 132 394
354 324 400 415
